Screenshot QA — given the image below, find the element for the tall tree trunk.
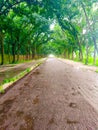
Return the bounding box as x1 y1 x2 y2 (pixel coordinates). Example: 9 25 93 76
8 53 11 63
81 1 98 54
17 53 19 61
68 49 70 59
32 44 35 59
12 43 16 63
85 45 89 65
93 47 96 65
16 43 20 62
76 34 83 61
32 50 34 59
34 42 37 59
79 47 83 61
71 48 74 60
64 50 66 58
8 42 11 63
77 38 83 61
0 32 4 65
10 32 15 63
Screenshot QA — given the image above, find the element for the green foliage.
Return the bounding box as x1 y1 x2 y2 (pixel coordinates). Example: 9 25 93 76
26 68 31 73
96 70 98 73
0 0 98 66
0 86 5 94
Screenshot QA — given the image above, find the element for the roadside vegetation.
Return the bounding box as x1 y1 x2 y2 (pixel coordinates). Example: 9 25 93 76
0 0 98 66
0 59 44 93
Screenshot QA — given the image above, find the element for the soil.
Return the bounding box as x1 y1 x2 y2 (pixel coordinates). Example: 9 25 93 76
0 58 98 130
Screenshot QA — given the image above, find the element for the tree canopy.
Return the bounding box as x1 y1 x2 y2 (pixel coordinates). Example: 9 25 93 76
0 0 98 65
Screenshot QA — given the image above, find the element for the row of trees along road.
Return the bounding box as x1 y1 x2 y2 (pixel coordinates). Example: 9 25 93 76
0 0 98 65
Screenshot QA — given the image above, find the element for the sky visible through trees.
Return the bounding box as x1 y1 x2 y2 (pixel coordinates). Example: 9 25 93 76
0 0 98 65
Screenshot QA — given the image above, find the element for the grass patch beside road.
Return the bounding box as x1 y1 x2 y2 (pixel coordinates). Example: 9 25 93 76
74 57 98 66
96 70 98 73
0 60 45 93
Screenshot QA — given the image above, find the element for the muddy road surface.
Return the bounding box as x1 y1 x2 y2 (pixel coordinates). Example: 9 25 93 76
0 58 98 130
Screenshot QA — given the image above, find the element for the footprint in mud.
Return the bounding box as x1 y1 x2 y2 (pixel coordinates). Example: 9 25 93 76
72 91 80 96
0 125 8 130
65 95 69 100
0 98 15 125
13 122 18 127
94 85 98 88
77 91 81 95
72 87 75 90
33 96 39 104
48 118 55 125
0 114 7 126
16 111 24 117
33 69 40 75
24 82 29 86
69 102 77 108
46 117 57 130
24 82 31 87
67 119 79 124
0 97 15 113
72 92 77 96
19 87 24 93
19 115 34 130
0 106 4 114
78 87 80 89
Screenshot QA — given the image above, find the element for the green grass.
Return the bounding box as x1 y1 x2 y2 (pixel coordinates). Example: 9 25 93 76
26 68 31 72
74 57 98 66
0 67 31 93
96 69 98 73
0 54 36 65
12 60 34 64
0 60 44 93
0 54 43 65
0 86 5 94
3 67 31 83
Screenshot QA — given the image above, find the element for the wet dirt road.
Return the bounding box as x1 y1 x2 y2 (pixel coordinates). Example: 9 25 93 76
0 58 98 130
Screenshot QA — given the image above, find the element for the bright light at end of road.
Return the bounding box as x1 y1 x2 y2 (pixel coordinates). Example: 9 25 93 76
48 54 55 58
83 29 86 34
50 24 55 30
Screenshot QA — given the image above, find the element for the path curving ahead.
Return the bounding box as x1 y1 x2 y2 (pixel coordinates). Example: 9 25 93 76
0 58 98 130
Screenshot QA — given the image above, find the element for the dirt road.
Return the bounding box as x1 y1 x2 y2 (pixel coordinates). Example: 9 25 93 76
0 58 98 130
